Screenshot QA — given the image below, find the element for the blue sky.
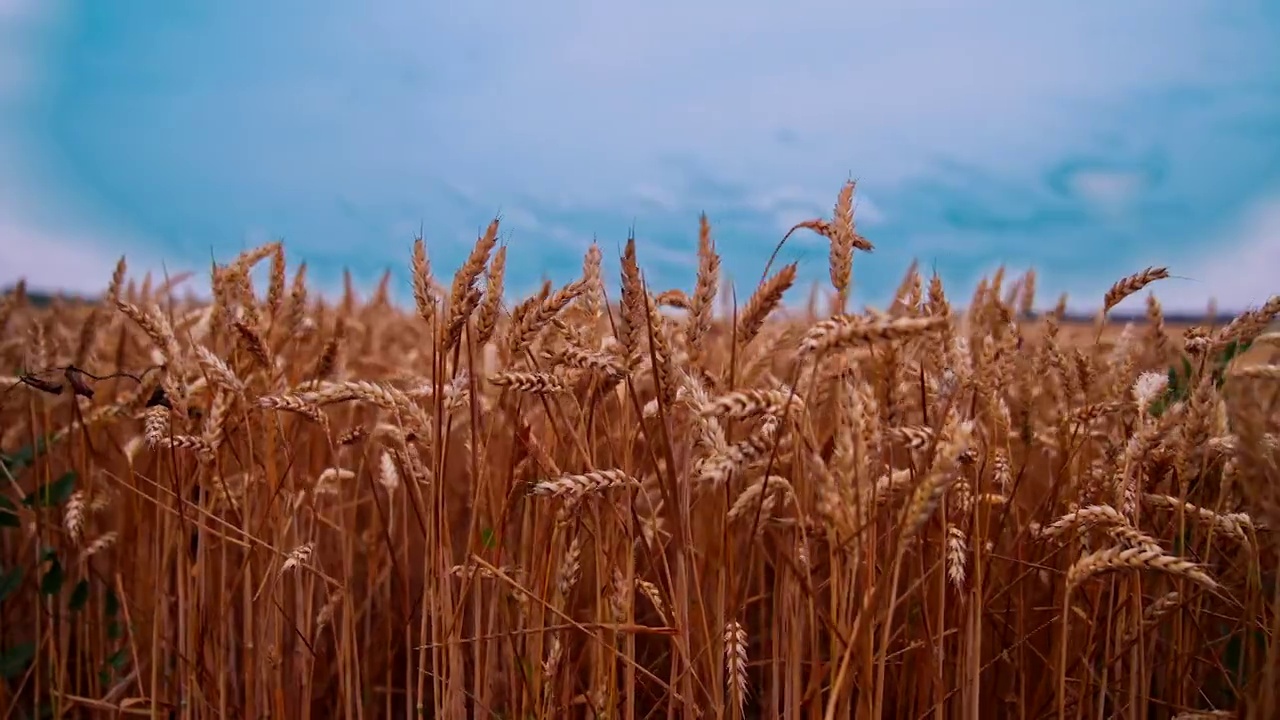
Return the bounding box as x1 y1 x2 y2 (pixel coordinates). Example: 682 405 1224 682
1 0 1278 313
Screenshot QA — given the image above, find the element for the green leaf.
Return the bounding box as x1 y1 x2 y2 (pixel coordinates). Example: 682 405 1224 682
1220 627 1267 704
104 589 119 618
480 527 496 550
0 495 17 528
107 621 122 640
0 641 35 680
107 648 128 671
0 565 21 603
40 557 63 596
1213 367 1227 390
1 435 50 474
22 471 77 508
69 579 90 612
1173 528 1191 556
1221 339 1240 362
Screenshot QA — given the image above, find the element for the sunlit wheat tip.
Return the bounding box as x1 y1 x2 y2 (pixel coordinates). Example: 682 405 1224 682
281 542 315 573
1133 371 1169 408
946 525 968 591
378 451 400 491
700 388 802 420
888 425 934 449
800 314 946 355
531 469 639 498
1103 266 1169 313
1066 545 1217 592
724 620 748 712
488 371 567 394
79 532 118 563
64 491 86 544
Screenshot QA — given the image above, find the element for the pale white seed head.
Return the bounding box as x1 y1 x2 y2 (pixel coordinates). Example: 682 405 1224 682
378 451 400 491
1133 371 1169 407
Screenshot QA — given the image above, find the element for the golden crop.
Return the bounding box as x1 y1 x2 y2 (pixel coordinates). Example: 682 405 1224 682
1 183 1277 719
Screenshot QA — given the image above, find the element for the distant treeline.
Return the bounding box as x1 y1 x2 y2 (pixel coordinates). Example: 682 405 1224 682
0 285 1261 325
5 289 97 308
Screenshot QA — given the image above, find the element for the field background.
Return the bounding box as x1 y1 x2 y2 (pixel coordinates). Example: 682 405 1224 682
1 233 1277 719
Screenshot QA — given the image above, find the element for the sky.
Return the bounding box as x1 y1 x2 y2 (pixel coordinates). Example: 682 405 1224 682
1 0 1278 314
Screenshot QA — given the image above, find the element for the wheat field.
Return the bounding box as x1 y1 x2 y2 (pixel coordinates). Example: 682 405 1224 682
1 183 1278 719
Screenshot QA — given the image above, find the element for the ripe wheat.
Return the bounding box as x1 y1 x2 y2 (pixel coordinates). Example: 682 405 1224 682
1 184 1276 719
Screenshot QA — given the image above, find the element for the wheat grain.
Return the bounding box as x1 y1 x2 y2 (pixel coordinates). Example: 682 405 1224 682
1103 267 1169 313
801 314 946 356
531 469 639 499
724 620 748 714
1066 545 1217 592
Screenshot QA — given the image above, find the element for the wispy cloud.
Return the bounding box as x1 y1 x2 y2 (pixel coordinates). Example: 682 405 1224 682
0 0 1276 312
1154 195 1280 314
1068 170 1149 215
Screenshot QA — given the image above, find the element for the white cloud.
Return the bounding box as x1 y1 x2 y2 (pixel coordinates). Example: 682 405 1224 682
1154 196 1280 315
746 185 885 236
0 212 192 296
499 206 542 232
0 0 42 23
1 0 140 296
745 186 821 214
739 189 816 238
772 210 822 237
411 1 1253 207
0 0 209 298
631 184 680 211
0 150 209 293
0 42 35 100
1069 169 1146 214
853 196 886 226
2 0 1274 306
0 0 40 102
1052 196 1280 316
